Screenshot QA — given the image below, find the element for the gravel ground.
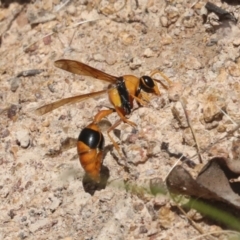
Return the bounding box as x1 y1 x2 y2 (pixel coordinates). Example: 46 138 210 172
1 0 240 239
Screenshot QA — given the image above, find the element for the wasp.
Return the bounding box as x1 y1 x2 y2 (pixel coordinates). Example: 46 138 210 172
77 109 116 182
35 59 172 156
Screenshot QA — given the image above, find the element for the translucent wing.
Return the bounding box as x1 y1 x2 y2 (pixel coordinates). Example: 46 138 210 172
35 89 108 115
54 59 118 83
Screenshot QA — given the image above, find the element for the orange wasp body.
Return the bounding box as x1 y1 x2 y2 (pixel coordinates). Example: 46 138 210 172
77 109 114 182
36 60 161 127
36 59 172 181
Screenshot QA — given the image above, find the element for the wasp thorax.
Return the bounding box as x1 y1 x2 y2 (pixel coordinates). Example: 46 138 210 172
140 76 155 92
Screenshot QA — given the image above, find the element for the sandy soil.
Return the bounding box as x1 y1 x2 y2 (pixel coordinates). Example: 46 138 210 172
0 0 240 239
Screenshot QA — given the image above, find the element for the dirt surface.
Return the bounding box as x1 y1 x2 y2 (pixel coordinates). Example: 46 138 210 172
1 0 240 239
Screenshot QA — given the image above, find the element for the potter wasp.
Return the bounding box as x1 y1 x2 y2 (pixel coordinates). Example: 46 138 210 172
36 59 172 182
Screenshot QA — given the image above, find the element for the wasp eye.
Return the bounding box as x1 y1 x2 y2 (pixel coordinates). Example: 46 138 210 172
142 76 154 88
139 76 155 93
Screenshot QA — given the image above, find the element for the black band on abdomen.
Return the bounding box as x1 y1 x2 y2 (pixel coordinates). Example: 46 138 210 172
78 128 104 149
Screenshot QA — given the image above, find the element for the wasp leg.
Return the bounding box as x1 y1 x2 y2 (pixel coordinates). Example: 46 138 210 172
107 119 123 158
130 94 149 105
92 109 125 158
140 92 151 102
150 69 172 89
93 109 115 124
115 108 137 128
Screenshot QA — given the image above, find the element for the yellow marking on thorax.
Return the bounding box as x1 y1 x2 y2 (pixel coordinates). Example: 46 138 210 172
108 76 140 110
123 75 139 96
108 88 122 107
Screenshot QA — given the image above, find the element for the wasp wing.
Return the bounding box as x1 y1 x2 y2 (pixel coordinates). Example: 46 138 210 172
35 89 108 115
54 59 118 83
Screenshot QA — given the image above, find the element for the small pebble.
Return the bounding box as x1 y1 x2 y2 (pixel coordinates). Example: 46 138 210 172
10 77 21 92
0 129 10 138
67 5 76 15
16 130 30 148
184 56 202 70
233 38 240 47
29 219 50 233
129 57 142 70
143 48 154 58
165 6 179 24
160 16 168 27
93 53 105 62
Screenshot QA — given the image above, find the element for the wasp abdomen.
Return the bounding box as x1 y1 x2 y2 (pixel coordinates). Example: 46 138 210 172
78 128 104 150
77 126 105 182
